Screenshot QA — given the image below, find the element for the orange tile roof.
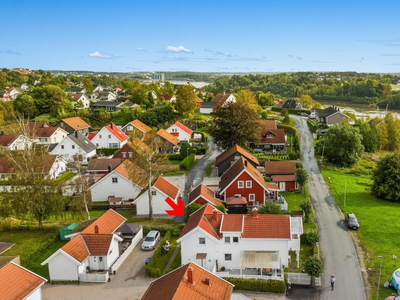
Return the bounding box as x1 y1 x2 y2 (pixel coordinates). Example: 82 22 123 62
260 120 277 129
215 144 259 167
0 134 17 147
59 117 90 130
129 119 152 133
168 121 193 135
179 204 221 240
81 209 126 235
105 123 128 142
242 214 290 239
259 128 285 144
211 93 233 104
154 176 179 199
142 262 233 300
220 214 243 231
81 234 113 255
157 129 179 146
226 196 247 206
188 184 222 206
61 235 90 263
272 174 297 182
0 262 46 300
265 161 296 175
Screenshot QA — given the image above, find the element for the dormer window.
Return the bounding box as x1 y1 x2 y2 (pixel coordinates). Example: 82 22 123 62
267 133 274 138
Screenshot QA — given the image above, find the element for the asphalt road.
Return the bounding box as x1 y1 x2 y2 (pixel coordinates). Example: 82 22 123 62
292 115 367 300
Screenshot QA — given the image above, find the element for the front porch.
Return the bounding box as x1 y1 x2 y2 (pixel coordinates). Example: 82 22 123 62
79 270 109 283
265 192 288 210
214 267 284 281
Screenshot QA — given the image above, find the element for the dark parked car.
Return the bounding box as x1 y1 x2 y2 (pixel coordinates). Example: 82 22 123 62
345 213 360 230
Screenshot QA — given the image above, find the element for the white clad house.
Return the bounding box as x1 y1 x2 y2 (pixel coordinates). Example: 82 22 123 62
133 176 180 217
91 123 128 149
41 210 127 282
177 204 303 281
0 134 33 150
28 122 68 145
50 131 96 163
0 262 47 300
90 160 145 202
70 93 91 109
166 121 193 142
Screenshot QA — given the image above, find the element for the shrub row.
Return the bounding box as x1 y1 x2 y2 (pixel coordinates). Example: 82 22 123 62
307 119 318 133
96 148 119 156
145 231 171 277
21 232 60 265
223 277 286 293
166 153 182 160
142 224 185 236
271 107 311 115
180 153 195 170
56 172 75 183
301 230 320 245
277 124 300 153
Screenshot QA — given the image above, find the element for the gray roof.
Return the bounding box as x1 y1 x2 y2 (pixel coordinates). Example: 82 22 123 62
65 87 84 92
200 102 218 108
317 107 339 118
92 101 121 108
68 131 96 153
282 100 300 109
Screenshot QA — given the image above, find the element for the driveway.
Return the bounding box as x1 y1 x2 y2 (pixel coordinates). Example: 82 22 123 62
42 240 154 300
292 115 367 300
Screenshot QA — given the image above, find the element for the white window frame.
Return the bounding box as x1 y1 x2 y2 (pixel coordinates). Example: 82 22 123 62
238 181 244 189
246 180 252 188
151 190 156 196
112 177 118 183
249 194 255 202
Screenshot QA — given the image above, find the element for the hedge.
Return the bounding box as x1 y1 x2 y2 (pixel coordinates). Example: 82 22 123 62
307 119 318 133
271 107 311 115
142 224 185 236
96 148 119 156
56 172 75 183
223 277 286 293
180 153 195 170
145 231 171 277
21 232 60 265
166 153 182 160
277 124 300 152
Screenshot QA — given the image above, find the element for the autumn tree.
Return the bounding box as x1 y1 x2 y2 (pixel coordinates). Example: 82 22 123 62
175 84 197 116
82 78 94 93
236 89 262 113
210 102 262 149
68 175 92 220
355 120 378 153
298 95 315 109
127 136 169 220
384 112 400 151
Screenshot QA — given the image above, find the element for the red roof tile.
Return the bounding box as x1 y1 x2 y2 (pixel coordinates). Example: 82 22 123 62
129 119 152 134
265 161 296 175
142 262 233 300
168 121 193 135
259 129 285 144
61 235 90 263
154 176 179 199
226 196 247 205
272 174 296 182
81 234 113 255
0 262 46 300
87 133 96 140
81 209 126 235
188 184 222 206
242 214 290 239
260 120 277 129
105 123 128 142
215 144 259 167
220 214 243 232
157 129 179 146
0 134 17 147
58 117 90 130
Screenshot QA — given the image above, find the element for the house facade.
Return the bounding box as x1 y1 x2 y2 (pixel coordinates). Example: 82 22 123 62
55 117 91 135
265 161 297 191
166 121 193 142
70 93 90 109
50 131 96 163
0 134 32 150
28 122 68 145
252 128 286 153
121 119 152 138
91 123 128 149
315 106 354 126
157 129 179 153
113 143 134 159
215 144 260 176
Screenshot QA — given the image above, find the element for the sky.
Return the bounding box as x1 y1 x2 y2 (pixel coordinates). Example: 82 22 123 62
2 0 400 73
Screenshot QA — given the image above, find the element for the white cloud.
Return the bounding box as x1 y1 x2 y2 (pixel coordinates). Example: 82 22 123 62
89 51 120 59
162 45 193 53
137 48 149 53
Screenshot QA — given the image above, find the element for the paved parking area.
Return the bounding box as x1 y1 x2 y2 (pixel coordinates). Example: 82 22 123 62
42 240 153 300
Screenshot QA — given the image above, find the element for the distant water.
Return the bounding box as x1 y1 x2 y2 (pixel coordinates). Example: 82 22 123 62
169 81 210 88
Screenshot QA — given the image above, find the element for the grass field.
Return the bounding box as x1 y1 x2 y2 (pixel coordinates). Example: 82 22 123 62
321 164 400 300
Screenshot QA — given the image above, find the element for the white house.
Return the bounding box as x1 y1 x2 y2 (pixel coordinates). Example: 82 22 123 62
166 121 193 142
28 122 68 145
133 176 179 216
0 262 47 300
91 123 128 149
50 131 96 163
90 160 145 202
0 134 33 150
70 93 91 109
8 87 23 100
42 210 127 282
94 84 103 92
177 204 303 281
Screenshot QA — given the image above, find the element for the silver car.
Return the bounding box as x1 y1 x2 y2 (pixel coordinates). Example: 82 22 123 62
141 230 160 250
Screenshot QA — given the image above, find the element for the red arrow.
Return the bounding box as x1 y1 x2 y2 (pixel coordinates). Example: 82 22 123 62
165 197 184 216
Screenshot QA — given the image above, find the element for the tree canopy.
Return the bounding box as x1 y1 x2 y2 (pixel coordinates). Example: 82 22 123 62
210 102 262 149
371 152 400 202
295 168 309 193
175 84 197 116
236 89 261 113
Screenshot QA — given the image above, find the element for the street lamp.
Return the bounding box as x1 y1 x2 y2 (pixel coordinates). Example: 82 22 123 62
344 177 347 207
377 256 383 300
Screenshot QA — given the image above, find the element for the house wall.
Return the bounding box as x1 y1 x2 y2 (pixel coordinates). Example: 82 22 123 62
90 172 142 202
326 113 348 126
275 181 296 192
135 190 177 216
166 125 191 142
50 137 95 162
180 230 218 272
25 286 43 300
114 145 134 159
48 157 67 179
10 136 32 151
47 252 79 281
106 236 121 269
88 255 107 270
223 172 265 205
92 128 127 149
217 153 258 176
199 107 213 114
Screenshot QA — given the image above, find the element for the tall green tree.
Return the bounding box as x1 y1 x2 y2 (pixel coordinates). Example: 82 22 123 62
324 123 364 167
31 85 67 115
82 78 94 93
236 89 261 113
90 109 111 127
295 168 309 193
304 256 324 287
175 84 197 116
371 152 400 202
384 112 400 151
356 120 378 153
13 94 37 118
210 102 262 149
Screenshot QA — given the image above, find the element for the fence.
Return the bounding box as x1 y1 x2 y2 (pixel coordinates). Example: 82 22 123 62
111 227 143 273
287 273 321 287
80 271 109 283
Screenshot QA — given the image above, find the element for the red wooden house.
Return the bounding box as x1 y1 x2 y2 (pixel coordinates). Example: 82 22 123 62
265 161 297 191
215 157 279 206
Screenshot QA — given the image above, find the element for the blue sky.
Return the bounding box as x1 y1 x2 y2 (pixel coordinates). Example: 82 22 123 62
2 0 400 73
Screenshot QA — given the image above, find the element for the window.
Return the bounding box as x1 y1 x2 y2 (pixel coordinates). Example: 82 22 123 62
96 143 99 147
233 237 239 243
249 194 255 202
199 238 206 245
128 152 133 158
225 254 232 261
122 152 127 158
72 145 75 149
99 257 103 262
151 190 156 196
99 135 102 138
238 181 244 188
112 177 118 183
108 135 112 138
246 180 252 188
225 237 230 243
61 145 64 149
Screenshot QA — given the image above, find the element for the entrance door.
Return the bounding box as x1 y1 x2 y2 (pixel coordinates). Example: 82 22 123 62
279 182 285 191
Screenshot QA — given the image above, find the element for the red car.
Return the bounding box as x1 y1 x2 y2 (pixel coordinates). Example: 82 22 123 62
386 295 400 300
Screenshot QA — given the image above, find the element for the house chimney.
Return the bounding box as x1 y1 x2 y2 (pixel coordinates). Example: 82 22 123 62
110 123 113 129
244 160 248 167
213 209 218 221
252 207 258 219
0 131 3 136
108 164 112 173
74 131 78 138
204 277 211 286
187 267 194 285
94 224 100 234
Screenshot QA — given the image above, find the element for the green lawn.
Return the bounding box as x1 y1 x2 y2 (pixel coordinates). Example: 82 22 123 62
169 160 182 165
288 245 313 272
168 249 182 273
321 166 400 300
150 236 179 275
205 162 215 177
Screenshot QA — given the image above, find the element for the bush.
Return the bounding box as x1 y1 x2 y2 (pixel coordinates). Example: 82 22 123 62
288 152 298 160
296 162 303 169
258 202 281 214
307 119 318 133
21 232 60 265
186 203 203 221
145 231 171 277
301 230 320 245
264 176 271 182
56 172 75 183
142 224 185 236
271 107 311 115
223 277 286 293
166 153 182 160
96 148 119 156
180 153 195 170
278 124 300 152
215 204 226 214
